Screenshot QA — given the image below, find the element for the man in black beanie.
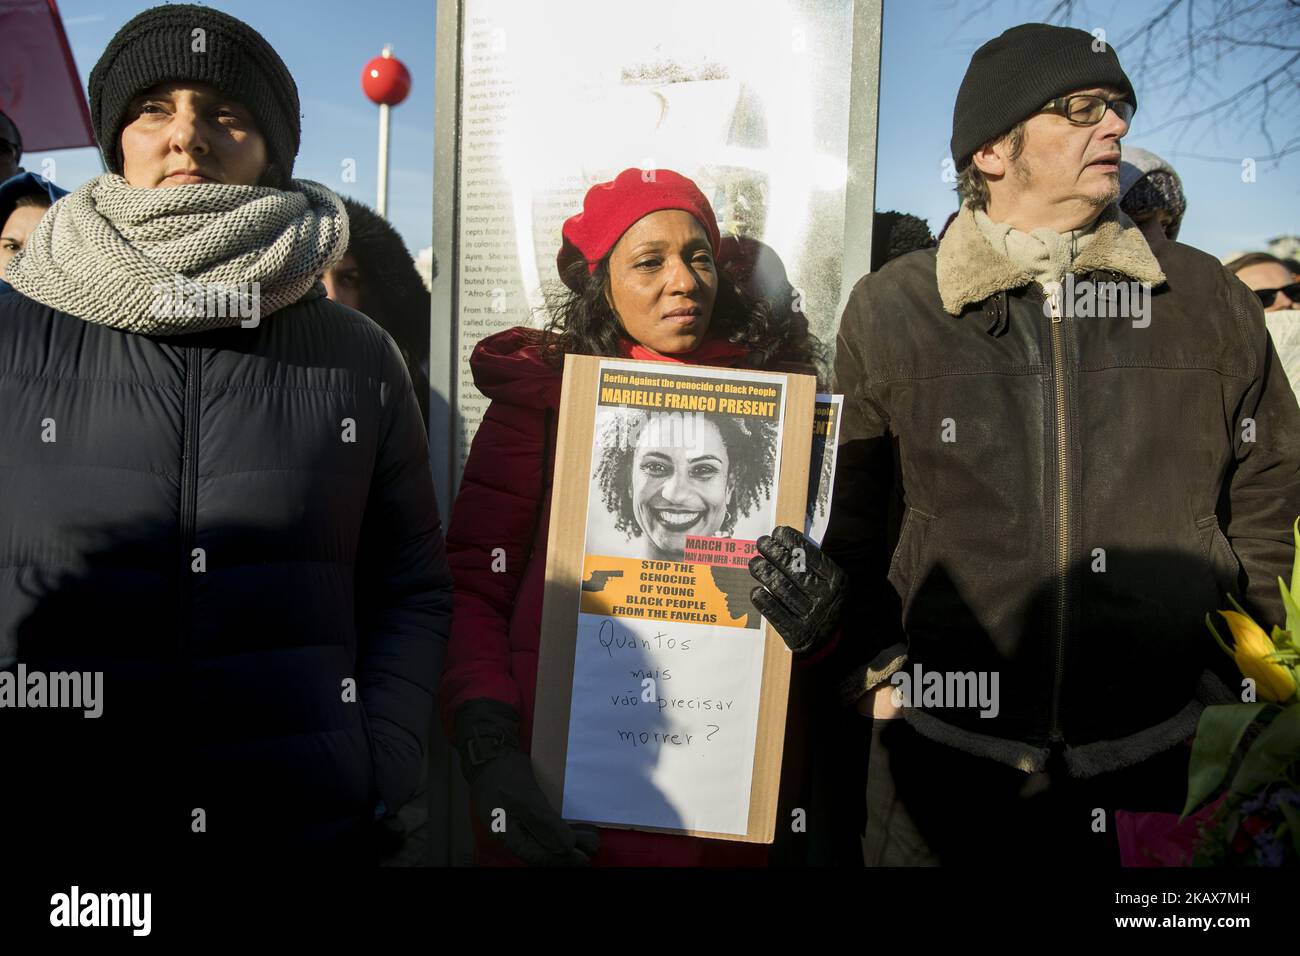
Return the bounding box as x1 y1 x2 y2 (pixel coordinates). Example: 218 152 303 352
748 23 1300 865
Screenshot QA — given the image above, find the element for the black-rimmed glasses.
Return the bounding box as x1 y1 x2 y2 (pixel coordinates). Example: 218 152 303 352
1039 94 1135 125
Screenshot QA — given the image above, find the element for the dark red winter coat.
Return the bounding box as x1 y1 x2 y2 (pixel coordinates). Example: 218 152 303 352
441 326 773 866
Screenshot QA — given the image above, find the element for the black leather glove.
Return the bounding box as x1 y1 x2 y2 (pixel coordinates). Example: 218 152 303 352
748 525 846 654
453 698 600 866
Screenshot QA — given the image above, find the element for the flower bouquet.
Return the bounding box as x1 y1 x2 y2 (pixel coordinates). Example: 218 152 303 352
1180 518 1300 866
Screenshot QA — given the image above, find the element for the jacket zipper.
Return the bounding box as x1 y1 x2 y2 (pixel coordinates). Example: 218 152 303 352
179 345 202 647
1046 284 1068 743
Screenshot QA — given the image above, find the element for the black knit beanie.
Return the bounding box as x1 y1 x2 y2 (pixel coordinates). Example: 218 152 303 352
88 4 300 187
951 23 1136 168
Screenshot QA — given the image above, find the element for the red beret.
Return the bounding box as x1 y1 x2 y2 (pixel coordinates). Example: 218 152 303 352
556 168 721 291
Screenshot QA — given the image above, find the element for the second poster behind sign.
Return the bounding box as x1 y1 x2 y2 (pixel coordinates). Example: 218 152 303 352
562 360 787 835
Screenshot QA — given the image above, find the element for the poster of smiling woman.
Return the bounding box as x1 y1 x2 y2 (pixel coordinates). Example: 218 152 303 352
582 366 783 628
533 355 815 842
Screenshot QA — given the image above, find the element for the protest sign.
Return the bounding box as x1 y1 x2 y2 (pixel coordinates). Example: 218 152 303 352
533 354 815 841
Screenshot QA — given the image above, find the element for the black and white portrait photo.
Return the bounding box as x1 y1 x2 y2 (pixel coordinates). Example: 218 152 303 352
585 407 780 561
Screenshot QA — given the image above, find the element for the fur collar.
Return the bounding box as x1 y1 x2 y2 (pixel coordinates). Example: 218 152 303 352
935 202 1166 316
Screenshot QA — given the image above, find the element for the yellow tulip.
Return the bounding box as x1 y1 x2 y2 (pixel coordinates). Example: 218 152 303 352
1217 610 1298 702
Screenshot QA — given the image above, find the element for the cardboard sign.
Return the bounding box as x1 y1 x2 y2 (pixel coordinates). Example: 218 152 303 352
532 354 815 842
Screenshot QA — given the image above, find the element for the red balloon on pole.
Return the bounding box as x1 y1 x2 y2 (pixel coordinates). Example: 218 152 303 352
362 52 411 106
364 46 410 218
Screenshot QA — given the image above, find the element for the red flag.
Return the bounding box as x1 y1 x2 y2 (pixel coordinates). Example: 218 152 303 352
0 0 95 152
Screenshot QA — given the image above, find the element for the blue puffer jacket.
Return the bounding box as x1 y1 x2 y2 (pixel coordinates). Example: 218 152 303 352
0 284 451 863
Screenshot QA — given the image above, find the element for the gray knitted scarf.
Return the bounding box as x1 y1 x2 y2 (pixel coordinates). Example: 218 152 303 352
972 206 1098 289
7 173 349 334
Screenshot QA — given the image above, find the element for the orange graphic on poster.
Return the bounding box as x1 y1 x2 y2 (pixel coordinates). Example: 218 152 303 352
579 555 761 629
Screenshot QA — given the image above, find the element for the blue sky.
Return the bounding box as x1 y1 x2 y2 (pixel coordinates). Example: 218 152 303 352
875 0 1299 257
23 0 1298 262
31 0 437 256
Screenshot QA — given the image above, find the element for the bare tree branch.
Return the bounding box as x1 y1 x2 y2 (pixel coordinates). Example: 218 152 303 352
1196 35 1300 51
1167 134 1300 162
1140 51 1300 133
1015 0 1300 163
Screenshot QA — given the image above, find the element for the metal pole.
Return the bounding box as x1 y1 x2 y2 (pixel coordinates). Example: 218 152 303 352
377 101 391 217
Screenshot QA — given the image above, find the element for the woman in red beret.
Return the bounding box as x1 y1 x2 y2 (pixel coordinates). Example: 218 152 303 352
440 167 823 866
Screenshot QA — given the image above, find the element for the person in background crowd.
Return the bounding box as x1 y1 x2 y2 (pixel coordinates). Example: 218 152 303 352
0 110 22 182
323 196 434 426
1228 252 1300 404
0 172 68 283
0 3 451 866
872 210 936 272
748 22 1300 866
441 167 823 866
1226 252 1299 313
319 196 441 864
1118 145 1185 247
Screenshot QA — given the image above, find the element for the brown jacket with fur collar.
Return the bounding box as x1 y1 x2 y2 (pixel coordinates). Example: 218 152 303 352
821 202 1300 776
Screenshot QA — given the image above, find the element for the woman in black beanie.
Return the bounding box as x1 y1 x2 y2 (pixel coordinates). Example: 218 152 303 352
0 4 451 867
88 2 301 188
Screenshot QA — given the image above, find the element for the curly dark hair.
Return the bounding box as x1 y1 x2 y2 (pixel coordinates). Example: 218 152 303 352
594 408 779 540
539 251 825 380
